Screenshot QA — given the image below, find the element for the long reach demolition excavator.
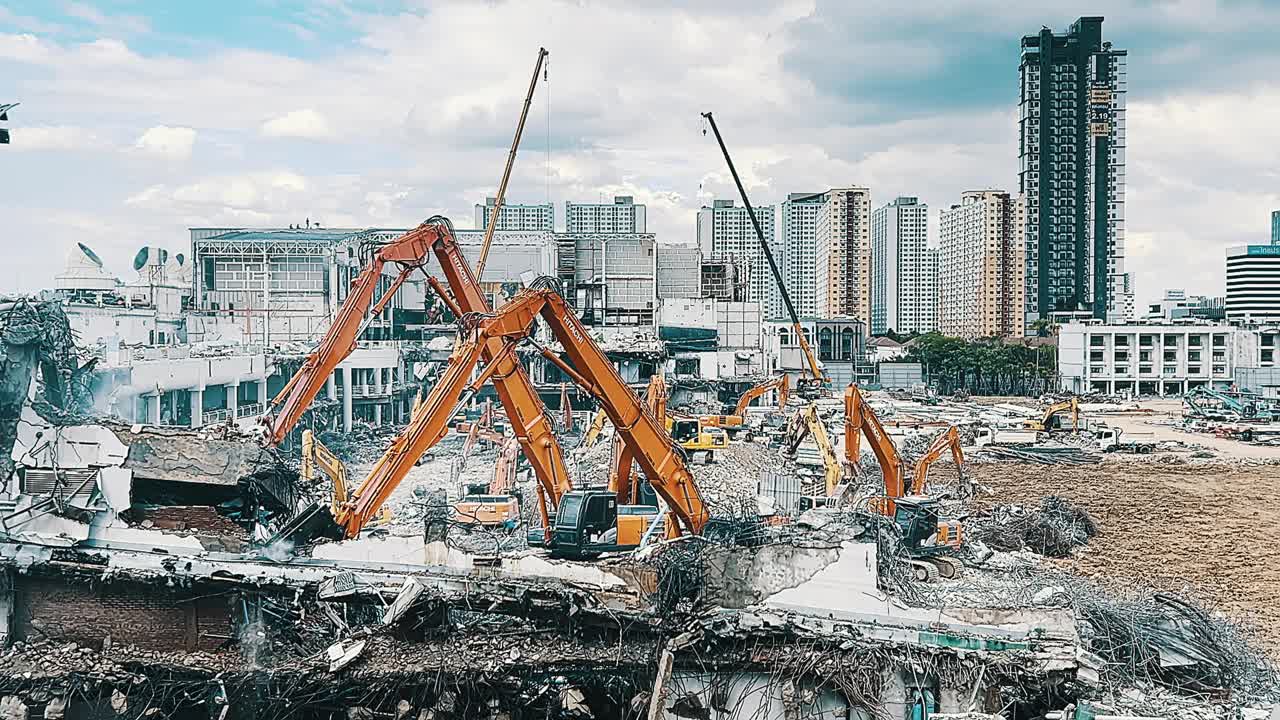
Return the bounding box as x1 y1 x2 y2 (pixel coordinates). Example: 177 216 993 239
263 220 577 541
843 384 966 581
280 279 709 558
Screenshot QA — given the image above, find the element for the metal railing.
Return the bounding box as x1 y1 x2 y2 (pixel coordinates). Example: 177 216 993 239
236 403 264 418
203 409 231 424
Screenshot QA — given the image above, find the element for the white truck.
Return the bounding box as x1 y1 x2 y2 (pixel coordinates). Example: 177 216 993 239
972 427 1039 447
1094 426 1157 453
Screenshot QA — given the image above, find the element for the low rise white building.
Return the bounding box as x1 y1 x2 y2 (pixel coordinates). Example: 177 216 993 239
1057 321 1277 395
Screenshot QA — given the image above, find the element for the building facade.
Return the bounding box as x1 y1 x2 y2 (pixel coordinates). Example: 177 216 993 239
938 191 1027 338
813 187 873 328
1019 16 1129 327
1226 245 1280 323
781 193 823 318
871 197 932 335
1144 289 1226 322
696 200 781 319
656 243 701 299
474 197 555 232
565 196 646 233
570 233 657 327
1057 321 1271 396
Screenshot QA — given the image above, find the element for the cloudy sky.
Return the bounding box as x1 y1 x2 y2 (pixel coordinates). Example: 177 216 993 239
3 0 1279 308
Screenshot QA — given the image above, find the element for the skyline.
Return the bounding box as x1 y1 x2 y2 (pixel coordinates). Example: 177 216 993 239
4 1 1280 310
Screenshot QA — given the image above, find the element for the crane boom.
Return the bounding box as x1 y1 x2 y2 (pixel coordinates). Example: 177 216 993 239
340 282 708 538
701 112 825 392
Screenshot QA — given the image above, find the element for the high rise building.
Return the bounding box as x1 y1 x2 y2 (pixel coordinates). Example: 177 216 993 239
1226 245 1280 323
920 248 938 334
1271 210 1280 245
696 200 781 318
781 192 824 318
813 188 873 327
474 197 554 232
1019 16 1129 327
938 191 1027 338
871 197 932 335
565 196 647 233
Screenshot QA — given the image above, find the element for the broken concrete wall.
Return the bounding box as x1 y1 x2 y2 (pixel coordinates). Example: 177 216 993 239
697 541 851 609
664 672 869 719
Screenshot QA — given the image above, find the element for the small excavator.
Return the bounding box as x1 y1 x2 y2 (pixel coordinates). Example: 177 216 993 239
701 374 791 431
844 384 966 581
1023 396 1080 433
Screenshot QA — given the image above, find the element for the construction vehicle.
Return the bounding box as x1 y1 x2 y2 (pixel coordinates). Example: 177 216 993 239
1094 426 1156 454
301 429 352 522
844 384 964 581
700 375 791 436
972 426 1038 447
1183 387 1275 423
580 409 608 449
610 374 667 505
451 437 522 528
907 426 966 497
665 415 729 464
1023 397 1080 433
702 112 828 398
783 403 843 511
308 280 706 557
263 220 575 543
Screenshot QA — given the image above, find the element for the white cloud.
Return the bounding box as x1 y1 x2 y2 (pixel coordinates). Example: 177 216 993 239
6 126 103 152
127 171 310 214
261 109 335 139
133 125 197 160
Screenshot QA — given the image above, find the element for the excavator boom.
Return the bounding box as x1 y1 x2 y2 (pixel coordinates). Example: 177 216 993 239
341 283 707 538
733 375 790 417
268 227 442 445
844 384 907 512
909 426 965 495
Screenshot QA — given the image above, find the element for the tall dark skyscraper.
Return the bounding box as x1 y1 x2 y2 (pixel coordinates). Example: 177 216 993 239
1019 16 1130 327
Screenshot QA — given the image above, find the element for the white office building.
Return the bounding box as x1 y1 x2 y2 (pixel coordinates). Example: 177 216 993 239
871 197 932 334
1057 321 1276 395
696 200 782 319
565 196 646 233
474 197 555 232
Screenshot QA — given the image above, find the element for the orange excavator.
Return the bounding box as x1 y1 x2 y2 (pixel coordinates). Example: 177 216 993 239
610 373 667 506
300 280 707 557
844 384 964 581
702 374 791 431
263 220 575 538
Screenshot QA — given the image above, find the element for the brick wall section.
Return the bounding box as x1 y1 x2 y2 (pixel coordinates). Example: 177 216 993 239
131 505 248 552
13 576 233 652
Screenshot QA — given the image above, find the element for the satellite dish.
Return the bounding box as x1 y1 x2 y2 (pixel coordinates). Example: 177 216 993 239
77 242 105 268
133 247 149 271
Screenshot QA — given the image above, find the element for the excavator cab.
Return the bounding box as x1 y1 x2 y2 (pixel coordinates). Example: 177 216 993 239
892 497 964 580
544 489 660 558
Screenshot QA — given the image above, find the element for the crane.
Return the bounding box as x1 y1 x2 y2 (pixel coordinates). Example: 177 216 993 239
701 112 827 398
264 220 574 534
843 384 963 581
331 280 709 548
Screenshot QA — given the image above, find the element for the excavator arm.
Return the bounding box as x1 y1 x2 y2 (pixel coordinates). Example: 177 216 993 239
341 283 708 539
909 426 965 495
733 375 790 416
784 403 841 497
268 226 443 445
844 384 908 513
610 373 666 505
301 429 350 516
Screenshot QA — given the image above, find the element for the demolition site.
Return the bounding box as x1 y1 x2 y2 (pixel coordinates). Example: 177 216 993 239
4 40 1280 720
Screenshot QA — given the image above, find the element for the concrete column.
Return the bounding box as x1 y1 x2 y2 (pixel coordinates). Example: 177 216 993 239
326 372 337 401
227 382 240 419
146 392 161 425
257 379 268 407
342 367 353 433
373 403 383 426
190 385 204 429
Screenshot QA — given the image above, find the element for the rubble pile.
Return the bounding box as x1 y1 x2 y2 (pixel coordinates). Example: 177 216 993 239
970 496 1099 558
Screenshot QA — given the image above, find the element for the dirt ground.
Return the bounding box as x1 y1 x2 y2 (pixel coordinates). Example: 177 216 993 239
969 458 1280 653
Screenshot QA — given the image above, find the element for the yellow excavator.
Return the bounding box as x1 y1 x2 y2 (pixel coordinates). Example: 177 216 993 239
1023 397 1080 433
782 403 843 510
300 430 391 529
